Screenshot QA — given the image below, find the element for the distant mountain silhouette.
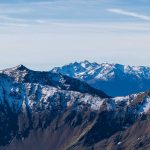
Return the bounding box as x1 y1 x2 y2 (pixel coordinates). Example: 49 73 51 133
52 60 150 97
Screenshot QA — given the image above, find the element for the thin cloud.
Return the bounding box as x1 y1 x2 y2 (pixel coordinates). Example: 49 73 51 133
107 8 150 21
0 14 47 26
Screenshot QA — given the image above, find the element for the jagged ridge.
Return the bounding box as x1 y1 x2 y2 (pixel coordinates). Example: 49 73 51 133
52 60 150 96
0 65 150 150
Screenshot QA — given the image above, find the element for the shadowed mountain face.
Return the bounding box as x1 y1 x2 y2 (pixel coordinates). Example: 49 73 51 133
1 65 108 98
52 61 150 97
0 65 150 150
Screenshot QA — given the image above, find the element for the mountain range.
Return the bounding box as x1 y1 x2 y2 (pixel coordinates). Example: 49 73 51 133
0 63 150 150
52 60 150 97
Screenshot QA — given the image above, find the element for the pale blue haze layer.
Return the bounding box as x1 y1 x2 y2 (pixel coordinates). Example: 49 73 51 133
0 0 149 70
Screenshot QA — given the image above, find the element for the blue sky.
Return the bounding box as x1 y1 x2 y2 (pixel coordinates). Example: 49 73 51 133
0 0 150 70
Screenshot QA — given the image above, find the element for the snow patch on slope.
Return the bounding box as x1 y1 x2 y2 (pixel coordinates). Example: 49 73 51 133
138 97 150 114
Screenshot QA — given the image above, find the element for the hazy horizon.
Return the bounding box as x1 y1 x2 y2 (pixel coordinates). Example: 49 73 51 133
1 60 150 72
0 0 150 70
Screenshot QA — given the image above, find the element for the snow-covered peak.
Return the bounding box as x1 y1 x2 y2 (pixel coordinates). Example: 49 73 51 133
0 64 150 118
80 60 90 66
0 64 109 98
0 63 150 115
2 64 29 72
1 65 29 82
51 61 150 96
52 61 150 80
1 64 29 77
52 61 117 80
14 64 29 71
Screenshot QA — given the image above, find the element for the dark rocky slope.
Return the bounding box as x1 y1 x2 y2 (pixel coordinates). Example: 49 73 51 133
0 65 150 150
